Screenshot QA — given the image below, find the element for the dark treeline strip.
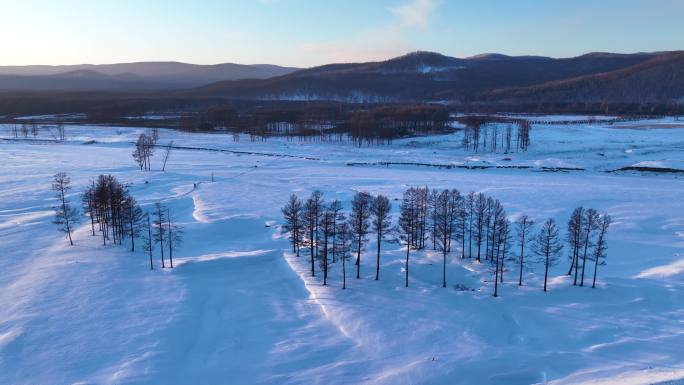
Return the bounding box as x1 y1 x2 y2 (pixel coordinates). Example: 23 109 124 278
283 188 612 296
3 121 67 141
2 89 683 120
180 103 454 145
609 166 684 174
460 102 684 116
346 162 584 173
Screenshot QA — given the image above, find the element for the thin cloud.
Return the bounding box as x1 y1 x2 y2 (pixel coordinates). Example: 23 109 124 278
299 26 412 65
389 0 439 28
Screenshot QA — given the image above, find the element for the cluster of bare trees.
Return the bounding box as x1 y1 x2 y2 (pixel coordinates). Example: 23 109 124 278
82 174 141 248
282 189 612 296
8 122 66 141
52 172 182 270
132 128 159 171
141 202 183 269
565 207 613 288
132 128 174 172
462 120 531 153
282 190 393 289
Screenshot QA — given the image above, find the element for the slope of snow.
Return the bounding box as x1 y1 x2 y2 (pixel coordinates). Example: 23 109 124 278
0 118 682 384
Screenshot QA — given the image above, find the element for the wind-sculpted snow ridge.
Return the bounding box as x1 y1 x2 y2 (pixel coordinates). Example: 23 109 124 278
0 116 683 384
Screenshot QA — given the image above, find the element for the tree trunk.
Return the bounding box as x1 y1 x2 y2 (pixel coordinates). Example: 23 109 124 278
342 256 346 289
322 235 328 285
405 242 410 288
147 217 154 270
543 251 550 292
494 251 500 297
310 226 315 277
375 232 381 280
580 232 590 287
60 192 73 246
167 213 174 268
518 239 525 286
442 249 447 288
89 208 95 236
356 240 361 279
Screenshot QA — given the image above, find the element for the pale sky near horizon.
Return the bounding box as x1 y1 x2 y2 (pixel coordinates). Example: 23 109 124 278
1 0 682 67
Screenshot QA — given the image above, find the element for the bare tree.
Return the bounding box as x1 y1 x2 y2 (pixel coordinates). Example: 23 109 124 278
349 191 372 279
52 172 79 246
166 208 183 269
124 196 143 252
150 127 160 143
429 189 439 250
515 215 535 286
318 208 335 286
413 187 430 250
591 213 612 288
57 123 66 142
474 193 487 262
493 218 511 297
329 200 344 263
161 141 174 171
579 209 600 287
399 188 416 287
282 194 303 256
433 189 459 288
455 191 467 259
9 123 18 138
303 190 324 276
494 205 510 284
533 218 564 292
466 191 476 258
371 194 392 280
82 181 96 236
152 203 167 268
336 221 352 289
143 214 154 270
133 133 155 171
566 207 584 278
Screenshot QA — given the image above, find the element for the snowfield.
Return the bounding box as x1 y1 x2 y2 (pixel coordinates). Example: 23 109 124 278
0 117 683 385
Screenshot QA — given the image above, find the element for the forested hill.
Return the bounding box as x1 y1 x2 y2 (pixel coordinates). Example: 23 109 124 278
185 51 684 105
479 51 684 104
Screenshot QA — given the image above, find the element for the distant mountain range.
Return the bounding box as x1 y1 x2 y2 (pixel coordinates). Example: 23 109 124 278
1 51 682 106
185 51 684 104
0 62 299 91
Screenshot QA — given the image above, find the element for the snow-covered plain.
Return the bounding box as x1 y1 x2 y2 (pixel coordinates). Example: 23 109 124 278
0 118 683 385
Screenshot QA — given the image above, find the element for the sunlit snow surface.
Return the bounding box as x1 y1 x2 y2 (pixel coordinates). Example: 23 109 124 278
0 117 683 385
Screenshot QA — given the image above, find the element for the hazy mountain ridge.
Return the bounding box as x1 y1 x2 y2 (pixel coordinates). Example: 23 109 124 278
0 62 299 91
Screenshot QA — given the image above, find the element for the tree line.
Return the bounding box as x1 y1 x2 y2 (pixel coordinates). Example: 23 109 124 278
52 172 182 269
6 121 66 141
282 188 612 296
181 104 454 145
459 116 531 153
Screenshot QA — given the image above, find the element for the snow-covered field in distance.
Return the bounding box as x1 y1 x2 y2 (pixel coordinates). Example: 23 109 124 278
0 117 683 385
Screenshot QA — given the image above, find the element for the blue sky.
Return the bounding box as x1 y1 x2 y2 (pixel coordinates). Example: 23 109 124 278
1 0 682 67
